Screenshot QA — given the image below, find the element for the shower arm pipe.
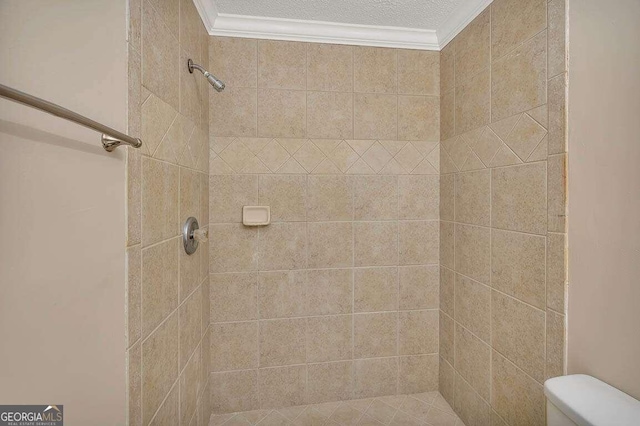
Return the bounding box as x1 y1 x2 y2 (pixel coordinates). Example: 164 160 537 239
188 60 207 75
0 83 142 152
187 59 225 92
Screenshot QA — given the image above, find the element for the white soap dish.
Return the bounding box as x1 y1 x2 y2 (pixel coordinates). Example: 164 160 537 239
243 206 270 226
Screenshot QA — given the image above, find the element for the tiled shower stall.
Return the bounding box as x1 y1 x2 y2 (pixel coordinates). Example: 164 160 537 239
125 0 567 425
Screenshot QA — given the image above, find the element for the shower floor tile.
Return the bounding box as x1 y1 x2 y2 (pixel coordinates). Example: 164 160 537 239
209 392 465 426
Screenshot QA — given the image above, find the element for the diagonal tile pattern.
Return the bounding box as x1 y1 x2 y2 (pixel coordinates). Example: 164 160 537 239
209 392 465 426
439 105 549 174
211 138 440 175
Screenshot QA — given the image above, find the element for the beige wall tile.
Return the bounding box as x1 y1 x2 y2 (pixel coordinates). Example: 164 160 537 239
142 239 179 337
440 221 455 270
548 73 567 154
360 141 393 173
211 370 259 413
142 313 179 425
399 175 439 221
127 149 141 246
454 274 491 343
455 169 490 226
128 342 142 426
307 175 354 221
308 361 354 403
211 321 258 371
355 267 399 313
454 324 490 400
455 224 490 284
210 224 258 272
141 92 176 157
548 0 566 78
491 0 547 59
179 343 201 426
257 223 307 270
440 42 455 95
440 90 455 141
179 286 202 370
548 154 567 232
399 265 439 310
354 47 397 93
259 175 306 222
306 269 353 315
546 310 565 379
354 312 398 358
455 70 490 135
491 32 547 122
142 157 179 246
142 1 179 108
440 267 455 318
354 358 398 398
259 318 306 367
439 358 454 407
491 351 545 426
491 162 547 234
258 89 306 138
257 40 306 90
399 221 439 265
398 354 438 394
353 175 398 220
398 310 438 355
398 50 439 96
148 0 178 36
180 50 201 125
258 271 306 319
355 222 398 267
179 167 200 226
307 44 353 92
307 92 353 139
129 0 142 51
547 232 566 312
201 329 211 389
150 383 179 426
354 93 398 140
210 88 257 137
492 229 546 309
259 365 307 408
210 273 257 322
505 114 547 161
453 373 491 426
258 139 292 172
308 222 353 268
491 291 545 382
439 312 455 366
127 245 142 346
455 9 490 85
210 36 256 89
398 96 439 141
307 315 353 362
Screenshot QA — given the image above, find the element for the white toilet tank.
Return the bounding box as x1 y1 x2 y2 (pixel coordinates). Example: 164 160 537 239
545 375 640 426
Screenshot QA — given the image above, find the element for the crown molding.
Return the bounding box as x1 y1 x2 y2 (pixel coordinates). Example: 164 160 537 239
436 0 494 48
209 14 440 50
193 0 494 51
192 0 218 32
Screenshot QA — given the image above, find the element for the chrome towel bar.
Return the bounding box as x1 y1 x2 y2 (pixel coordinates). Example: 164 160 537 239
0 83 142 152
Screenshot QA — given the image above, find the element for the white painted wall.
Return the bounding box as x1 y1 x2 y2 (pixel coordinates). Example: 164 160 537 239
0 1 128 423
567 0 640 400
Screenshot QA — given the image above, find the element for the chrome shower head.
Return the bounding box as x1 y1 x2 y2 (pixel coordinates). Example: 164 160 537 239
188 59 225 92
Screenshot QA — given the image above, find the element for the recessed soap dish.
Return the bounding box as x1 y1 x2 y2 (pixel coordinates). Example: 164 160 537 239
243 206 270 226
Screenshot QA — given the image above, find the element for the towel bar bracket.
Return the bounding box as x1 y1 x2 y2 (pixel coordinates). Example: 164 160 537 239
102 134 143 152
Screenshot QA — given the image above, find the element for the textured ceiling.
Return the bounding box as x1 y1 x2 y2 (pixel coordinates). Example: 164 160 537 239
215 0 468 29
